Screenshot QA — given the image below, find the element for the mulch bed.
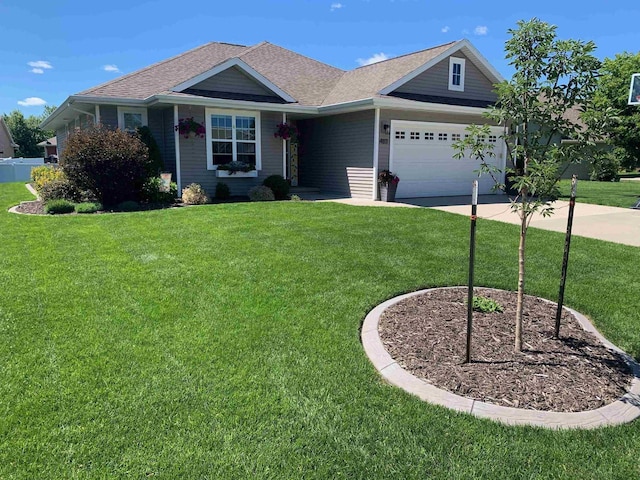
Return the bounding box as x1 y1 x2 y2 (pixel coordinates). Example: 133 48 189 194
378 287 633 412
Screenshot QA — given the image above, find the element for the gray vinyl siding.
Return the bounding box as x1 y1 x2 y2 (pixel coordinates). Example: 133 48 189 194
99 105 118 128
191 67 276 97
395 53 497 103
163 109 176 177
298 110 375 198
178 105 283 197
377 109 499 172
56 127 68 156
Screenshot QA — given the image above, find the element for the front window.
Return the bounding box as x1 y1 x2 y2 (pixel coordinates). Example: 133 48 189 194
206 109 261 170
448 57 466 92
117 107 148 132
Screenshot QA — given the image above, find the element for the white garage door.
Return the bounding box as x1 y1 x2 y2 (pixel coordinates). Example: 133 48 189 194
390 121 505 198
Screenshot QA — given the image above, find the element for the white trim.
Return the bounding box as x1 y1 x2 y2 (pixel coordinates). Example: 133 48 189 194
171 58 297 103
204 107 262 171
379 39 503 95
448 57 466 92
117 106 148 131
372 108 380 200
282 112 287 177
628 73 640 105
216 170 258 178
174 105 181 193
151 94 315 114
95 105 100 125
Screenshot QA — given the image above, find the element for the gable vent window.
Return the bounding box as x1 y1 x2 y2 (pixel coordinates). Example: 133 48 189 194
410 131 420 140
448 57 466 92
395 131 406 139
438 133 448 141
425 132 434 141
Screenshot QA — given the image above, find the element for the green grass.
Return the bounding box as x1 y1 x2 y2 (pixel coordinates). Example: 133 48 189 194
558 178 640 208
1 182 640 479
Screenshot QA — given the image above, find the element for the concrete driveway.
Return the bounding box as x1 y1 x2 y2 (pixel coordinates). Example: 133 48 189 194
320 194 640 247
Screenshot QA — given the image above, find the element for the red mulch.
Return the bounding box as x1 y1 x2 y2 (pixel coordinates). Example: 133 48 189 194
378 287 633 412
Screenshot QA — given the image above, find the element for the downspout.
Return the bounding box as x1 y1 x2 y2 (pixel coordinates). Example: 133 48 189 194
174 105 182 194
372 108 380 200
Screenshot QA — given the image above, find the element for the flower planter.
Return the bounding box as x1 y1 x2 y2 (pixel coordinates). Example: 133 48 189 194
379 182 398 202
215 170 258 178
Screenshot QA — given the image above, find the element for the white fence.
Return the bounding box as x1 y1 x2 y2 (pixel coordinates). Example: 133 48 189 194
0 158 45 183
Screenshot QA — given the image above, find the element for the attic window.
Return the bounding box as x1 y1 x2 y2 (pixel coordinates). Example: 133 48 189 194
448 57 466 92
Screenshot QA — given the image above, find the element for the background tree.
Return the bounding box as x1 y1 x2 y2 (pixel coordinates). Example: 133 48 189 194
2 108 56 157
453 18 604 352
589 52 640 171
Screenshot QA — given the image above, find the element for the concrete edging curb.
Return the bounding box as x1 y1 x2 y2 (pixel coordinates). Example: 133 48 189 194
361 287 640 429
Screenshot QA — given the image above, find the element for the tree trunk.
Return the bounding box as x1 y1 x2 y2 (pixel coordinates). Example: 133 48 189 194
515 212 527 352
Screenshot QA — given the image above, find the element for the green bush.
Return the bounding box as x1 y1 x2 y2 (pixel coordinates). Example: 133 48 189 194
215 182 230 200
182 183 209 205
263 175 290 200
141 177 177 204
39 178 82 202
290 194 302 202
61 125 152 206
45 199 75 215
471 296 504 313
136 126 164 175
75 202 102 214
116 201 140 212
31 165 64 192
248 185 275 202
590 151 621 182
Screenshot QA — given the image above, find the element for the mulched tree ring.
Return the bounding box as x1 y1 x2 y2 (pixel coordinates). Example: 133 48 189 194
378 287 633 412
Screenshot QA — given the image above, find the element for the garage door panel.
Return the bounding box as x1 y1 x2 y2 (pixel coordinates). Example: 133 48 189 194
390 121 503 198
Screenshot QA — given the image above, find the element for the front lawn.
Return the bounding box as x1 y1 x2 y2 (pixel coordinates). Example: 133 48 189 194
558 178 640 208
1 182 640 478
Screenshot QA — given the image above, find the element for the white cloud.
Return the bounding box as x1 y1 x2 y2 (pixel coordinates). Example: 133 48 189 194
27 60 53 70
30 68 44 74
441 26 450 33
356 52 389 66
474 25 488 35
330 2 343 11
103 64 121 73
17 97 47 107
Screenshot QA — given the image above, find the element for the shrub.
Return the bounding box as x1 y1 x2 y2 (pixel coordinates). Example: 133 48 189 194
61 125 152 206
116 200 140 212
141 177 177 204
75 202 102 214
262 175 289 200
215 182 230 200
39 178 82 202
471 296 504 313
590 151 621 182
181 183 209 205
31 165 64 191
248 185 275 202
136 126 164 175
45 199 75 215
290 194 302 202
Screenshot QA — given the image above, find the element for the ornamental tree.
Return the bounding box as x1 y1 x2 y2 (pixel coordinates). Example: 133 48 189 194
453 18 606 352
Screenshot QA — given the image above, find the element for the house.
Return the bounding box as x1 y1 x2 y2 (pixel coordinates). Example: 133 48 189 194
41 39 506 199
37 137 58 162
0 117 18 158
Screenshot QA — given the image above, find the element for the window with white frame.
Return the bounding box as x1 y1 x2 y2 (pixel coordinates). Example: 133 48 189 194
205 108 261 170
117 107 148 132
448 57 466 92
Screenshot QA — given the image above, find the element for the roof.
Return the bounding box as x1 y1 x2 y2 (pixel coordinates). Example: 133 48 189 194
37 136 57 147
0 117 18 147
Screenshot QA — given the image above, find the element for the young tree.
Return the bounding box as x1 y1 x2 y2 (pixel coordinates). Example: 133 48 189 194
453 18 604 352
589 52 640 171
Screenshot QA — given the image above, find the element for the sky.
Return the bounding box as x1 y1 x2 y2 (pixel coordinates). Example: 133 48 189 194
1 0 638 118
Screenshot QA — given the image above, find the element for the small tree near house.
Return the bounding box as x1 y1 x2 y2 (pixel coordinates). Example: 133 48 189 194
453 18 607 352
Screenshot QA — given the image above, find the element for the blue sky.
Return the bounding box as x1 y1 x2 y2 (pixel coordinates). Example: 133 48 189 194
1 0 638 117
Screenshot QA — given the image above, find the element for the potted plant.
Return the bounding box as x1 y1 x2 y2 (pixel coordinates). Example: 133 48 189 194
378 170 400 202
274 122 299 143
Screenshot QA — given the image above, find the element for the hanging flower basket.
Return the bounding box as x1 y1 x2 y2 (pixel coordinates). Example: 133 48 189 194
175 117 206 138
274 123 299 143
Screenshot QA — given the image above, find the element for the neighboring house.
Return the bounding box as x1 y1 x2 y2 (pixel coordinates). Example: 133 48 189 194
0 117 18 158
37 137 58 161
41 39 506 199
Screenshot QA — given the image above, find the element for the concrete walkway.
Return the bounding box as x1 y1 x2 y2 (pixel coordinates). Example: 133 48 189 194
312 194 640 247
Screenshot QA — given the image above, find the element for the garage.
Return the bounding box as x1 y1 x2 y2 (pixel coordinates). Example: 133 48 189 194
389 121 505 198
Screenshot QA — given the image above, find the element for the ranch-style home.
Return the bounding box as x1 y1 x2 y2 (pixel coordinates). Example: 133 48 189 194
41 39 507 199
